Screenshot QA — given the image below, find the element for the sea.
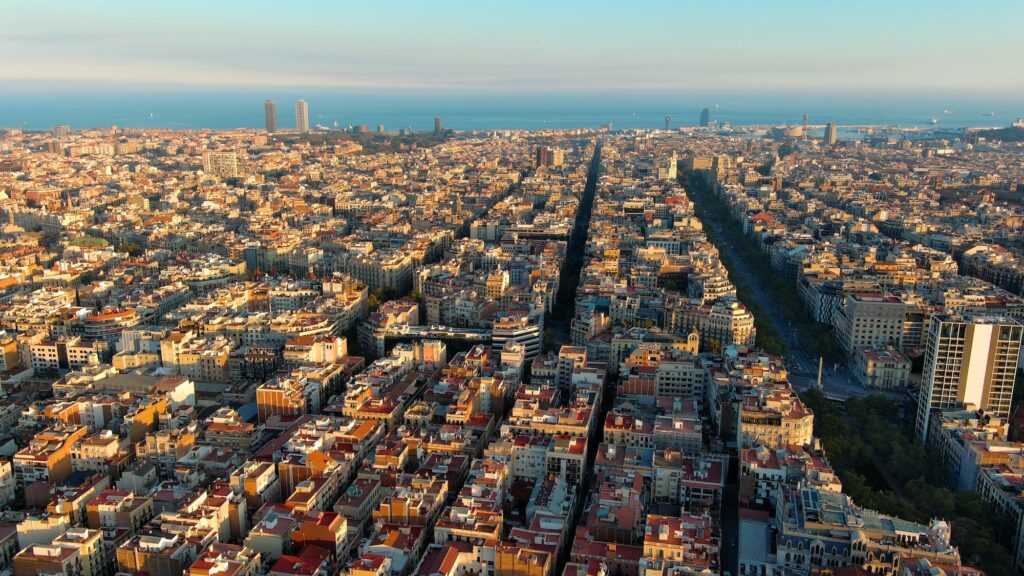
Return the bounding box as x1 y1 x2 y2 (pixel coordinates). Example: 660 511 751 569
0 90 1020 133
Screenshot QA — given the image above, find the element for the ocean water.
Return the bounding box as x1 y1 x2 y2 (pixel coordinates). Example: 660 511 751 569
0 90 1020 132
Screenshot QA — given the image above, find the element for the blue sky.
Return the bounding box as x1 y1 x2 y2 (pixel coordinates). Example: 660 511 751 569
3 0 1023 95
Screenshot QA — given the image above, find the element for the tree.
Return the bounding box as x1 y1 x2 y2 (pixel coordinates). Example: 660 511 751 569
707 338 722 356
121 240 144 257
367 291 382 311
367 287 397 312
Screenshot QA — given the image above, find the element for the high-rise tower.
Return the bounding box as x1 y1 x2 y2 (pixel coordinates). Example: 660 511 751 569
824 122 838 146
664 115 672 131
264 99 277 133
295 99 309 133
699 108 711 127
916 314 1023 443
434 116 443 136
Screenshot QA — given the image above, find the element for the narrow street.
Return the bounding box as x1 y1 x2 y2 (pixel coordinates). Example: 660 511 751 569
545 140 610 576
549 141 602 347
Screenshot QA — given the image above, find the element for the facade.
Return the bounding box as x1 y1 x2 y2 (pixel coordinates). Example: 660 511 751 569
265 99 277 133
203 151 240 178
824 122 838 146
116 532 197 576
189 543 261 576
737 386 814 450
82 308 142 345
852 347 911 390
835 294 906 357
774 486 959 576
296 99 309 133
86 490 155 531
52 528 105 576
13 425 89 487
13 544 82 576
665 299 756 350
492 316 542 361
916 314 1024 443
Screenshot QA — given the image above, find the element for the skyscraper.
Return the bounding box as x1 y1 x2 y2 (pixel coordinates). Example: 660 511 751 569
915 314 1023 443
824 122 838 146
699 108 711 127
664 115 671 131
434 116 443 136
264 99 277 133
295 99 309 134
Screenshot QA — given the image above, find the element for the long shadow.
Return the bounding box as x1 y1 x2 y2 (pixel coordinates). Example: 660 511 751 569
549 142 603 344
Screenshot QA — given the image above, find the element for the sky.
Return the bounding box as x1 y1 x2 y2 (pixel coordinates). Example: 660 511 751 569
3 0 1024 96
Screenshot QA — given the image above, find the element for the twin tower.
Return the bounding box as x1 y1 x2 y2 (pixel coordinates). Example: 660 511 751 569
264 99 308 134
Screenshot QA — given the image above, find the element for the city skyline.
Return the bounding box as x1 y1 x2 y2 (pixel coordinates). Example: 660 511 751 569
4 3 1024 576
4 0 1024 95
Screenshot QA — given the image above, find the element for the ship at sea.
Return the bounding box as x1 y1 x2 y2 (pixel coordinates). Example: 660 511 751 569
982 112 996 117
928 118 938 125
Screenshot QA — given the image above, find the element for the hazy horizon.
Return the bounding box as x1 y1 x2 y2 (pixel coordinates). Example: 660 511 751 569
4 1 1022 131
5 0 1024 94
2 89 1019 132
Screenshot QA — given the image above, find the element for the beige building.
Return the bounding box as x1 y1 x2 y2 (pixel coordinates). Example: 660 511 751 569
13 544 82 576
52 528 105 576
13 425 89 487
665 299 756 350
116 532 196 576
853 347 911 390
86 489 155 532
835 294 906 356
138 424 198 477
72 430 121 473
738 385 814 450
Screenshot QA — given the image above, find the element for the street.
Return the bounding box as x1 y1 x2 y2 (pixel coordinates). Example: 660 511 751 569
684 176 870 400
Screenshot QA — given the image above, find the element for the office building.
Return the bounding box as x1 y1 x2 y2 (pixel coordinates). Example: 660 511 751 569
824 122 838 146
664 115 671 130
916 314 1024 443
699 108 711 127
296 99 309 133
434 116 443 136
264 99 277 133
491 316 541 361
52 124 71 138
835 294 906 356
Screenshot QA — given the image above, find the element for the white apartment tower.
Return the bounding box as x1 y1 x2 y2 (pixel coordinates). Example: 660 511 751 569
295 99 309 133
916 314 1023 443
